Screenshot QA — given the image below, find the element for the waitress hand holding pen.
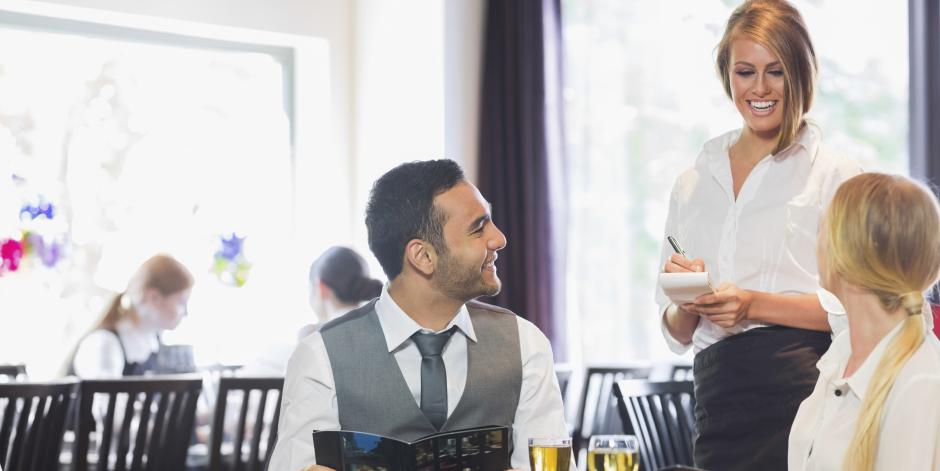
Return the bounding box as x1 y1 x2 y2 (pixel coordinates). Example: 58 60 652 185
663 235 754 330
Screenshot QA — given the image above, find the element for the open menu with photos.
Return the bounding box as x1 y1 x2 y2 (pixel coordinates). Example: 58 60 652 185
312 425 510 471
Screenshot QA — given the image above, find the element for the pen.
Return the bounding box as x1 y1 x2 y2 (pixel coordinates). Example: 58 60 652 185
667 235 687 258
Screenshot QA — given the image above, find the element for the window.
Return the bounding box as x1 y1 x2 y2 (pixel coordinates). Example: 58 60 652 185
561 0 908 364
0 19 310 376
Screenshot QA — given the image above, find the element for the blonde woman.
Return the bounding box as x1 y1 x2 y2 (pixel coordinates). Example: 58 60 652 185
658 1 860 469
788 173 940 470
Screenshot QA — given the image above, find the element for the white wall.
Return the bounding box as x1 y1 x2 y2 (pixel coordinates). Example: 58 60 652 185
445 0 485 185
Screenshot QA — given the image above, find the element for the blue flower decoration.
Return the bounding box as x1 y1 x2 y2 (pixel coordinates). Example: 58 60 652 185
218 233 245 261
19 199 55 221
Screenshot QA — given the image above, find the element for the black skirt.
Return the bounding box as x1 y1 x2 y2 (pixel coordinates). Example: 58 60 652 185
692 325 830 471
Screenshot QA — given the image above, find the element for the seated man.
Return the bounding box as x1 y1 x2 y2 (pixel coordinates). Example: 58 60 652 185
268 159 570 470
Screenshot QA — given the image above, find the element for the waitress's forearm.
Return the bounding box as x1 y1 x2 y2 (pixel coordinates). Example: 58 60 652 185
747 292 829 332
663 304 701 345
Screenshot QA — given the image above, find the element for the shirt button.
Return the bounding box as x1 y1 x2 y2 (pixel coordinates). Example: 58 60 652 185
834 388 843 397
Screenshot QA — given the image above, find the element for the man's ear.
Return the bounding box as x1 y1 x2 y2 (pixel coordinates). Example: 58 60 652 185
404 239 437 277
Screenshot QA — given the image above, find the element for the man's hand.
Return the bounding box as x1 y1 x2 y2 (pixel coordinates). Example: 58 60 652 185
688 282 753 329
301 466 335 471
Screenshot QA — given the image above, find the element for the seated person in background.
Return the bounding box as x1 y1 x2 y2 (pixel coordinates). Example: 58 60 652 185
788 173 940 470
268 159 570 471
296 245 383 340
65 254 194 378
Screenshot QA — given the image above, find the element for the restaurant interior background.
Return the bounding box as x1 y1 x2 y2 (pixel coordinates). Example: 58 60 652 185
0 0 923 384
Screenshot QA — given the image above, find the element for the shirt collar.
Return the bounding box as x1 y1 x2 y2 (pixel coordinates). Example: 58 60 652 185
374 285 477 353
843 320 908 401
701 123 821 166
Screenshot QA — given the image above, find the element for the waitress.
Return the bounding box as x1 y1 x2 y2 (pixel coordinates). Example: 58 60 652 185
656 1 860 470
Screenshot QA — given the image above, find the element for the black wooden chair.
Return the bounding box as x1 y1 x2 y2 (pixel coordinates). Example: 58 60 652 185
613 380 696 471
572 366 652 468
206 376 283 471
0 364 27 381
72 375 202 470
0 379 77 471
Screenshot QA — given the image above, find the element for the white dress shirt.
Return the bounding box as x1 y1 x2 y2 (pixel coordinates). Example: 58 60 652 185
657 125 862 354
268 286 570 471
72 320 160 378
788 321 940 470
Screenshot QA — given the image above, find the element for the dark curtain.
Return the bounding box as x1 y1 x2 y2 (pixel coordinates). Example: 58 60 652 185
910 0 940 188
477 0 566 354
910 0 940 306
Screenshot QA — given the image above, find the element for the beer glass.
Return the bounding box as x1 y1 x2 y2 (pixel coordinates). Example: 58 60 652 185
528 437 572 471
587 435 639 471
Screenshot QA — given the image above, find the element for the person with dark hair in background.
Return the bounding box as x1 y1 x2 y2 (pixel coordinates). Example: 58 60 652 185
657 1 861 469
65 254 194 378
268 159 570 471
296 246 383 340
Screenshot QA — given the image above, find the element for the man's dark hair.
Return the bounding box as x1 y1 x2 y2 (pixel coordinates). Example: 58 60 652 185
366 159 465 279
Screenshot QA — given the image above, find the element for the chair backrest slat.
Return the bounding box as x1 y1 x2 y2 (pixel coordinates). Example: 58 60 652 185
72 375 203 471
614 380 696 471
129 391 156 471
115 391 138 471
264 392 282 469
232 389 251 471
0 398 15 464
0 380 78 471
247 389 269 468
208 376 284 471
9 394 34 468
97 394 117 471
144 391 171 471
22 395 50 468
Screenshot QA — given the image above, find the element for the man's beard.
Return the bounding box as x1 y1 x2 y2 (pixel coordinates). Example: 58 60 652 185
433 251 501 302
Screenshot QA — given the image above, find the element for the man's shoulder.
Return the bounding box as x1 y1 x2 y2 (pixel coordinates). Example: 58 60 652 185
465 300 549 345
466 299 517 317
319 300 378 334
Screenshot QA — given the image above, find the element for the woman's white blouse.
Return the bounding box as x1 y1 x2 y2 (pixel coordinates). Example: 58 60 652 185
656 125 861 354
788 322 940 470
72 320 159 378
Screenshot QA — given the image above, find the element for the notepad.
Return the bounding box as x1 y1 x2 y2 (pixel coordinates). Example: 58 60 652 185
658 272 716 304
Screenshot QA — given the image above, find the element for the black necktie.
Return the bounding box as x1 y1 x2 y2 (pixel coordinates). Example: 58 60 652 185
410 327 457 430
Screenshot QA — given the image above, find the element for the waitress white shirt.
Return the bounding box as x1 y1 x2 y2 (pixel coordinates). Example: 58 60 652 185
788 322 940 470
656 125 862 354
72 319 160 378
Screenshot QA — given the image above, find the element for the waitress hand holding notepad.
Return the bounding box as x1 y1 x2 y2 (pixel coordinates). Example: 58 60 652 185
663 236 751 330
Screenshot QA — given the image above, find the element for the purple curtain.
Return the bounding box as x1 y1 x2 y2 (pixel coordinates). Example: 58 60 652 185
910 0 940 305
910 0 940 188
477 0 567 355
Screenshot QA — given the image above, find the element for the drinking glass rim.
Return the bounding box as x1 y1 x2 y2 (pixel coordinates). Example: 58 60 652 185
588 434 639 450
528 436 572 446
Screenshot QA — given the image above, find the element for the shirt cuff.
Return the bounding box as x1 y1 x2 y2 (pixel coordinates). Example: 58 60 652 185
660 304 693 355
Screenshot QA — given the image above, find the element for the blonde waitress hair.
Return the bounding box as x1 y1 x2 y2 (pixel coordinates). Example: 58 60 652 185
823 173 940 471
716 0 818 155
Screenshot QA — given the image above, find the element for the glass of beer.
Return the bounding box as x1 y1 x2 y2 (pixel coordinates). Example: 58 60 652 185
528 436 572 471
587 435 639 471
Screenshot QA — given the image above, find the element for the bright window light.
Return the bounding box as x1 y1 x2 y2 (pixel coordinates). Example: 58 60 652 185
0 23 307 377
561 0 908 364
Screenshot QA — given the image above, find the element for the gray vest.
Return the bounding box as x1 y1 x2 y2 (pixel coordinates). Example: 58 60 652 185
320 299 522 442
